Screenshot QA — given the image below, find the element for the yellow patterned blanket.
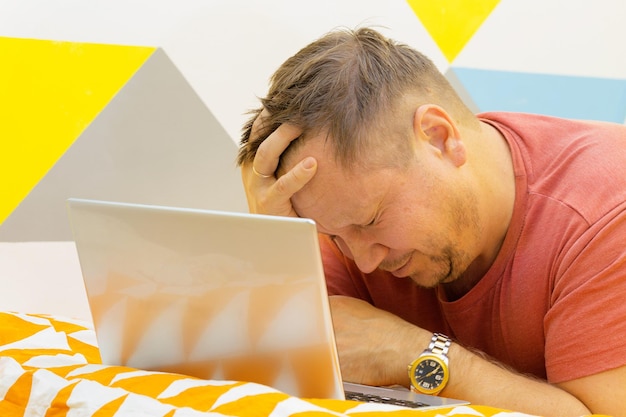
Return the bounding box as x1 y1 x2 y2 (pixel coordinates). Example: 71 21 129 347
0 311 536 417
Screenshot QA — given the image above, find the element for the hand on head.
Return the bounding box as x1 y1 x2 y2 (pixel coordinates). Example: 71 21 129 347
239 109 317 217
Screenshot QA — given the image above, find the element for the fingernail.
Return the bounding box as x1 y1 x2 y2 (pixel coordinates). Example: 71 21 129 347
303 157 316 170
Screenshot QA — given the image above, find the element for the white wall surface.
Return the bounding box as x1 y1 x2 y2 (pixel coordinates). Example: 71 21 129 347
0 241 91 320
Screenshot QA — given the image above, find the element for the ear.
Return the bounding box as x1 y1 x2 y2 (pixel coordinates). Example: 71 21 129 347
413 104 467 167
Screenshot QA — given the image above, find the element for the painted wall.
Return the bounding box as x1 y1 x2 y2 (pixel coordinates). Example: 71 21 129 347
2 0 625 242
0 0 625 318
2 0 624 138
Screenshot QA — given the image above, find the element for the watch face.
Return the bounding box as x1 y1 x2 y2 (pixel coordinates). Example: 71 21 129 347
409 355 448 394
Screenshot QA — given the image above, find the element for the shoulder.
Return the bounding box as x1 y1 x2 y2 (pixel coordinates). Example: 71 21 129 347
481 112 626 225
478 111 626 140
478 112 626 161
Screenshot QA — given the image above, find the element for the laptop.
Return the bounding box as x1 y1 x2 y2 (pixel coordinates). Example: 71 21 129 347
66 198 468 409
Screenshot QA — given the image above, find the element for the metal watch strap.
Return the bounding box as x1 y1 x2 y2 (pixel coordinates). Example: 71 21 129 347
428 333 451 356
408 333 452 395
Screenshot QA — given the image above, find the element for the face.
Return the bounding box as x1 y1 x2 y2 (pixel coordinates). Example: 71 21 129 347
289 135 483 289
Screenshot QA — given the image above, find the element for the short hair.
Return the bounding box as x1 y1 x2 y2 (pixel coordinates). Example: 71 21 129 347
237 27 473 171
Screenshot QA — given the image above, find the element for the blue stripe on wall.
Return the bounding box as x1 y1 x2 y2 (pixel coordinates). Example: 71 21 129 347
448 68 626 123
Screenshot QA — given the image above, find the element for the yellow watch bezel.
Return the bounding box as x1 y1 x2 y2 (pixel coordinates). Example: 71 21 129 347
408 354 449 395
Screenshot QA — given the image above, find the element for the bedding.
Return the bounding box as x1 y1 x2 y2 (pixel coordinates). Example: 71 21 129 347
0 311 539 416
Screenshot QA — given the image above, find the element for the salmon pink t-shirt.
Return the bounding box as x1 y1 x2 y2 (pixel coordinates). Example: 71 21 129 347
322 112 626 383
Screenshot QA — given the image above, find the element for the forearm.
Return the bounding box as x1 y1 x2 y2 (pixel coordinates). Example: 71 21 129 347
388 327 590 415
331 296 593 416
439 343 590 417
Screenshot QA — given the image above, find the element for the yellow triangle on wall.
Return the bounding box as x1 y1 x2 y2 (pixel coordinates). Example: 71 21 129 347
0 37 155 225
407 0 500 62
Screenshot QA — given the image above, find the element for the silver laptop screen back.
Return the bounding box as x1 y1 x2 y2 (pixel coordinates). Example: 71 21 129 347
67 198 343 399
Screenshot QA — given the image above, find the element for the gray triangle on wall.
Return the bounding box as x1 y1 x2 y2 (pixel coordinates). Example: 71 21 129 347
0 48 248 241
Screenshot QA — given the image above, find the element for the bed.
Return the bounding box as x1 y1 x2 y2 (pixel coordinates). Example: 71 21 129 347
0 310 547 417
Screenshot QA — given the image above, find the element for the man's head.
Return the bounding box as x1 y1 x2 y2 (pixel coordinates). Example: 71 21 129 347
237 27 476 173
237 27 500 291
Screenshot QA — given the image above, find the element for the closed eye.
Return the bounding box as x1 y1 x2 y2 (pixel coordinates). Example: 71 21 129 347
361 213 378 228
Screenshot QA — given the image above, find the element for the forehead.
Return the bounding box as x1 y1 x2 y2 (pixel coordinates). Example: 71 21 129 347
286 137 393 229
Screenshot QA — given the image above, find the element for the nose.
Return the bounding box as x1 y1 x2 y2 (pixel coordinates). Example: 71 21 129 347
334 234 388 274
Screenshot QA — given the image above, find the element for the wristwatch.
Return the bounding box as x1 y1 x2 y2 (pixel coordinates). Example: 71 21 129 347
407 333 451 396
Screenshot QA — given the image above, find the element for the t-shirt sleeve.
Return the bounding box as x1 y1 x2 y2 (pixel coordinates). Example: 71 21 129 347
544 204 626 383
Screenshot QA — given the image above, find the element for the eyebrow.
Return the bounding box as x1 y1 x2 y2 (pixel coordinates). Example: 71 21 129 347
314 210 378 238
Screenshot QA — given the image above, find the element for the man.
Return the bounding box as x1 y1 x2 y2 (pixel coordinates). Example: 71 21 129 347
236 27 626 416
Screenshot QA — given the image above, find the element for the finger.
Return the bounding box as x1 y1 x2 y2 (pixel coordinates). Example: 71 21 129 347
272 156 317 198
240 158 314 217
254 123 303 177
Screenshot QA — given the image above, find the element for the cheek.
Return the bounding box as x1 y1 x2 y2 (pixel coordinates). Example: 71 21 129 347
375 204 443 252
371 224 419 251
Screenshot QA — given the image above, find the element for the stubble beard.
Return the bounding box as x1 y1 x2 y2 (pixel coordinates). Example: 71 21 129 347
408 188 482 290
407 245 470 289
